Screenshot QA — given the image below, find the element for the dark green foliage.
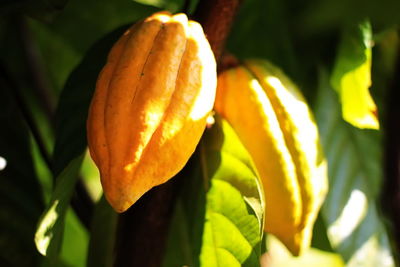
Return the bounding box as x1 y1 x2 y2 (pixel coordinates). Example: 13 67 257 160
0 69 44 267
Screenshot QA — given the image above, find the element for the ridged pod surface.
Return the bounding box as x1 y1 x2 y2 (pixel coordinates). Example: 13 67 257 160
87 11 217 213
214 59 328 255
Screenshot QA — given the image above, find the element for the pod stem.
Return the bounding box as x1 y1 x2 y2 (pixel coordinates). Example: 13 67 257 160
193 0 242 65
112 1 242 266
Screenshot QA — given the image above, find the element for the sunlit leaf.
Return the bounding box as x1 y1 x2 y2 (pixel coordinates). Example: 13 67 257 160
34 154 84 262
80 151 103 201
163 118 264 267
60 208 89 267
331 20 379 130
315 70 394 266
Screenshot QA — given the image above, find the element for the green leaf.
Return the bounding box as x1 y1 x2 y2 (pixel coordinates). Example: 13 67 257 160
87 195 118 267
163 118 264 267
331 20 379 130
80 151 103 201
132 0 184 12
298 0 400 35
28 0 158 94
60 208 89 267
227 0 298 81
34 153 84 262
311 213 335 252
0 72 44 267
52 26 126 175
315 70 394 266
0 0 68 21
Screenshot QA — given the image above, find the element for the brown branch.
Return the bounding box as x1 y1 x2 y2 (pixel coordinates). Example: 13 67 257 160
112 1 241 266
113 178 181 267
193 0 241 64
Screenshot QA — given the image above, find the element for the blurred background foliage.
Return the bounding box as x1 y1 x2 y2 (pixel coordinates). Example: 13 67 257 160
0 0 399 266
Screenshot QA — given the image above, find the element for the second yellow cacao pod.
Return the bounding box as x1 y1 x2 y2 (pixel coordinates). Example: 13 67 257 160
87 11 217 212
214 59 328 255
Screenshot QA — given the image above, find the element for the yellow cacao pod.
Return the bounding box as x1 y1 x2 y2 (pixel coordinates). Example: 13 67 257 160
215 59 328 256
87 11 217 212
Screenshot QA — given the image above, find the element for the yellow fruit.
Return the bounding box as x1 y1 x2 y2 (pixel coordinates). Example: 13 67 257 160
215 59 327 255
86 11 217 212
